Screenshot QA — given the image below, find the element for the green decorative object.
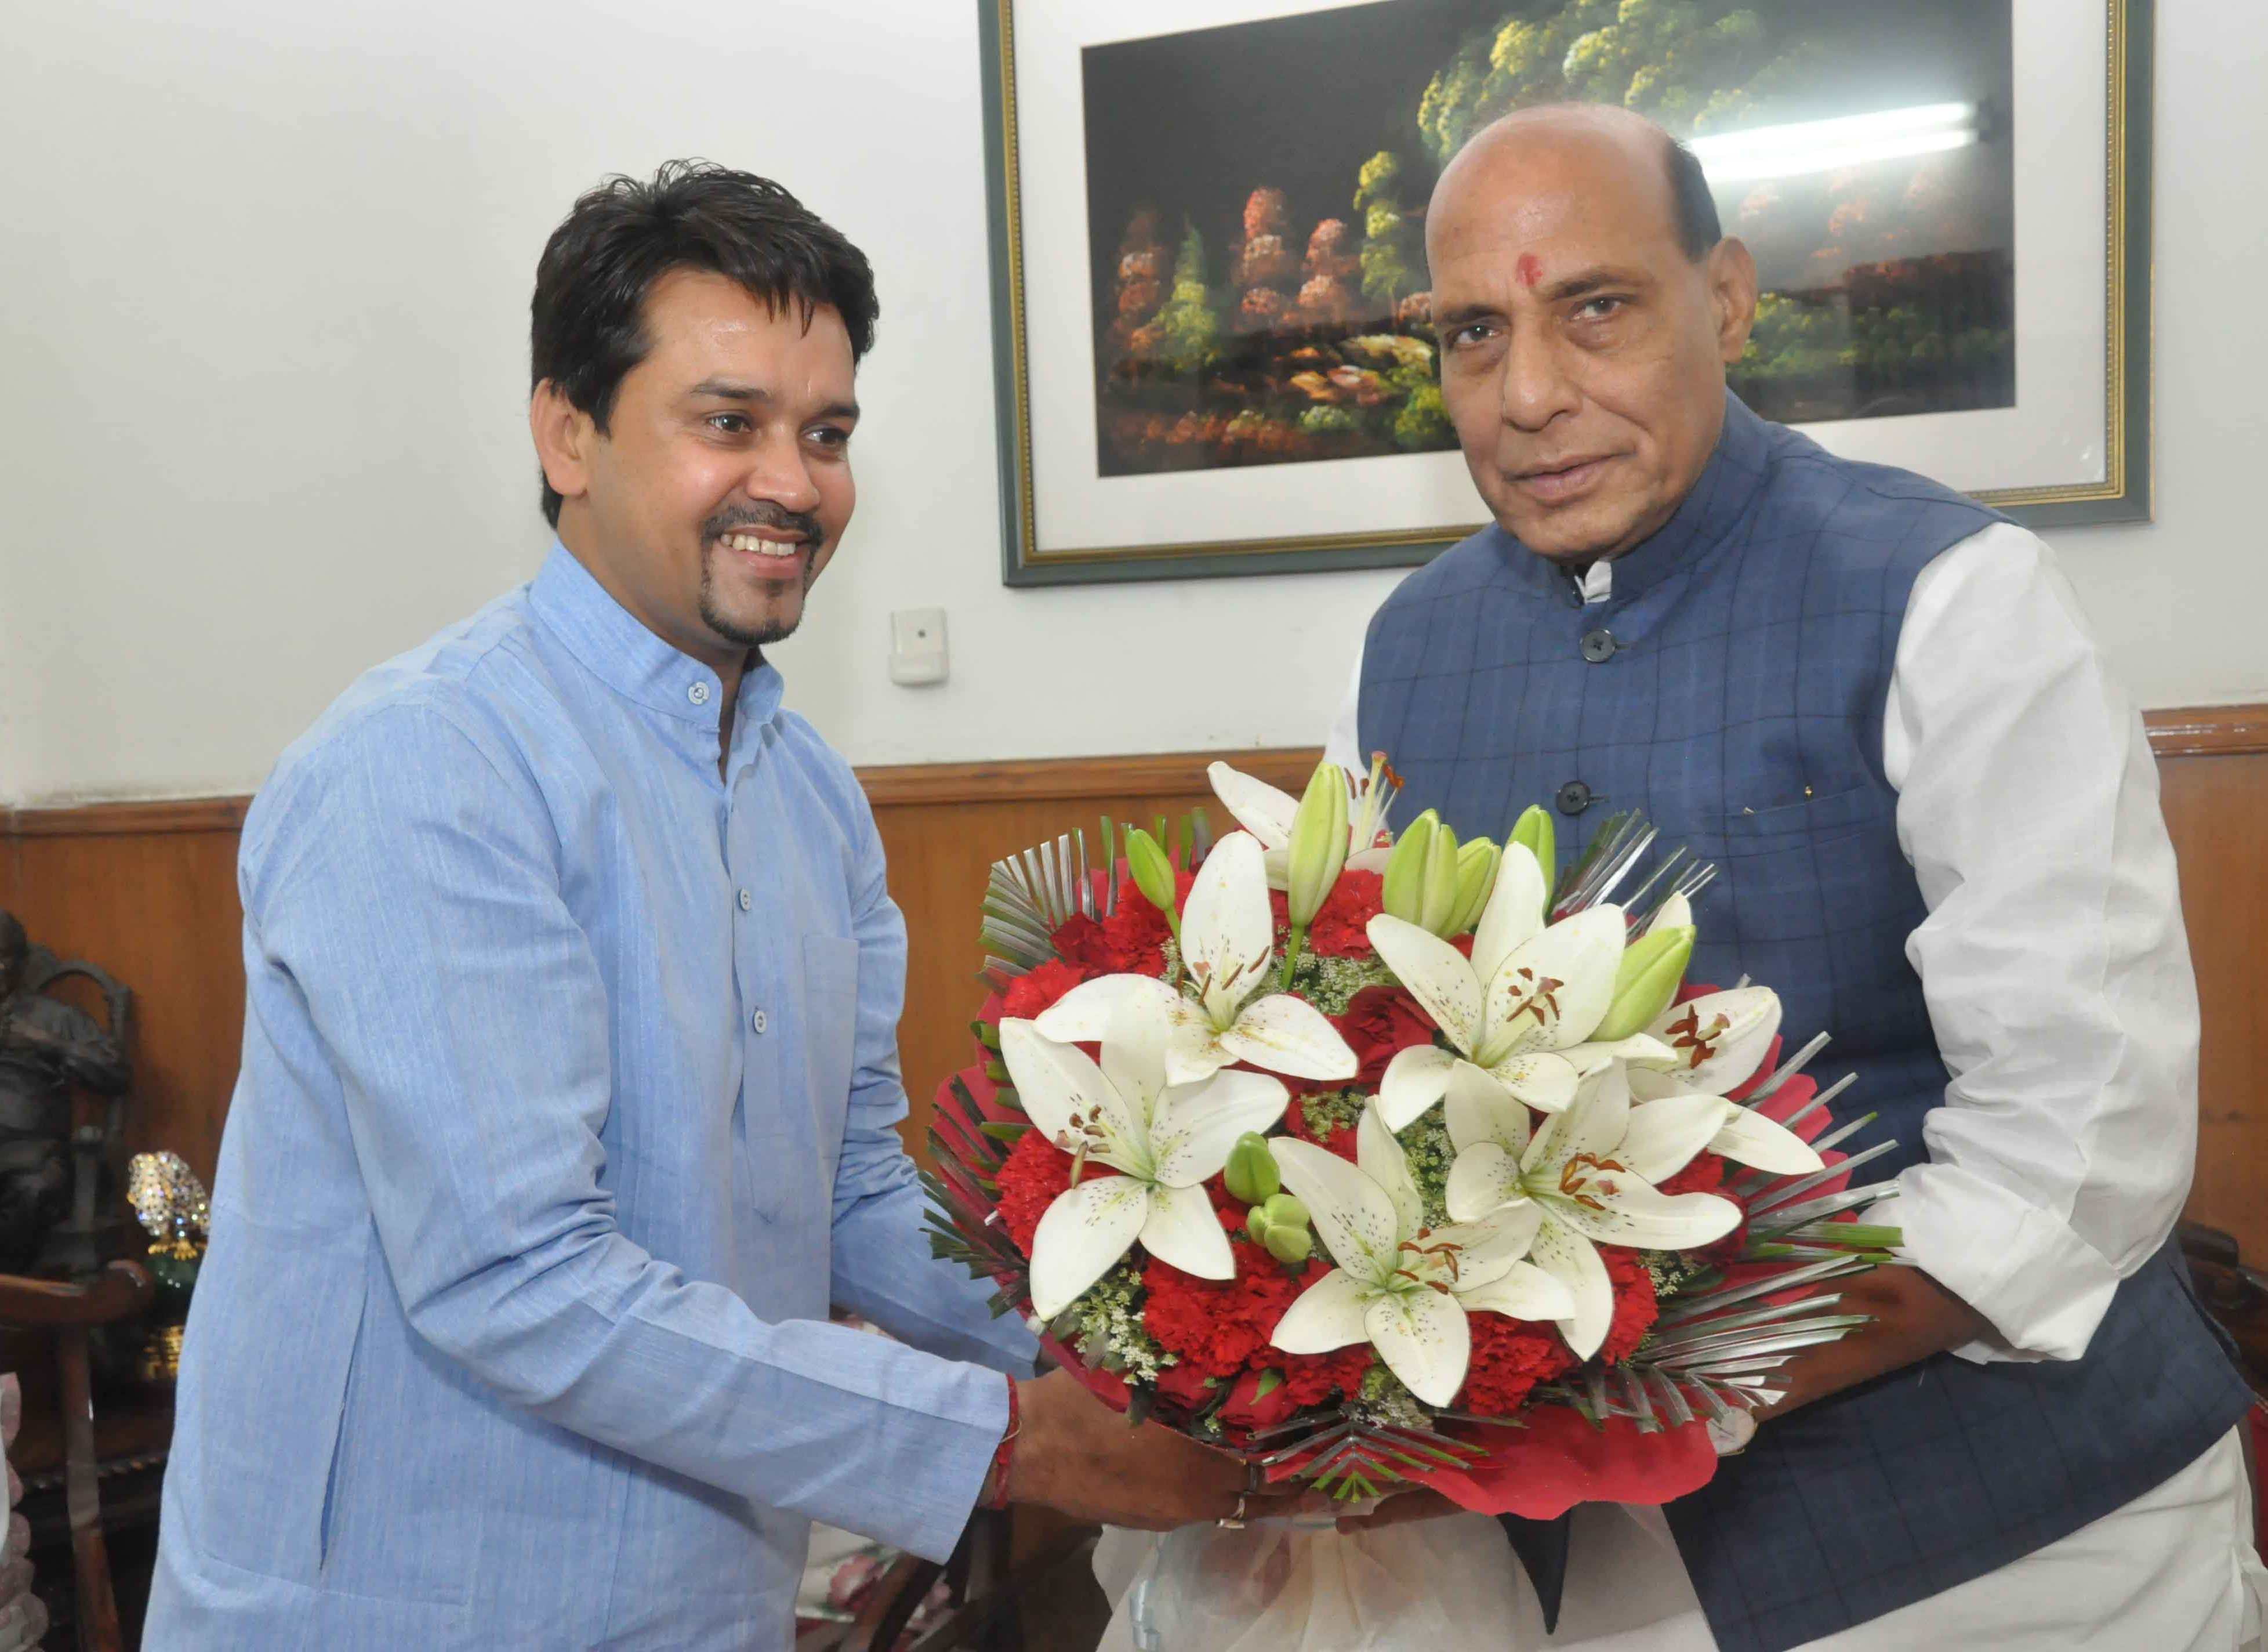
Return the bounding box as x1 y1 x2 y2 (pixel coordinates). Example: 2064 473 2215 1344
126 1150 210 1383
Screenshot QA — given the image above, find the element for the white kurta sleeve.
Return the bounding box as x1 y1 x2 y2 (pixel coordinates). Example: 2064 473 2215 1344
1876 521 2201 1363
1324 639 1366 772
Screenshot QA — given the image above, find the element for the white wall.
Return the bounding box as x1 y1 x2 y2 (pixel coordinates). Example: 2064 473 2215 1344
2 0 2262 807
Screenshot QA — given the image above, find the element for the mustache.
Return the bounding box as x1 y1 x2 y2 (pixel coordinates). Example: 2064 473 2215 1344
703 503 823 546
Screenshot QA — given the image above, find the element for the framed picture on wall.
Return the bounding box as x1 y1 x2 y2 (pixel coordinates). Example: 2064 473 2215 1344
979 0 2154 586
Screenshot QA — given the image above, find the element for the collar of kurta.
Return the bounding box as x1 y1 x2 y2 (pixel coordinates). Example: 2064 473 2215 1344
529 538 784 734
1485 388 1771 607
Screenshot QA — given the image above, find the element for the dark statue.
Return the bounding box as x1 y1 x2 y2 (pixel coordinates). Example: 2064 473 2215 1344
0 910 133 1276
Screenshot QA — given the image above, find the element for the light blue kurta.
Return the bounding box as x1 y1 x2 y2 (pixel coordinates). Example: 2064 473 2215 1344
146 544 1034 1650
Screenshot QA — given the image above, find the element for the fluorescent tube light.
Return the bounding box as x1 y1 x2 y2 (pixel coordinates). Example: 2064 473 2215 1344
1687 102 1980 185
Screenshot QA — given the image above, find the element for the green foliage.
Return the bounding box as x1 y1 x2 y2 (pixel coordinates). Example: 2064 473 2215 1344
1417 49 1489 167
1418 1 1812 162
1154 219 1218 376
1395 1112 1456 1228
1061 1261 1171 1381
1351 1363 1431 1430
1287 950 1398 1016
1353 148 1425 307
1300 404 1359 435
1300 1088 1369 1143
1392 382 1452 450
1360 240 1414 307
1734 292 2013 396
1353 150 1403 213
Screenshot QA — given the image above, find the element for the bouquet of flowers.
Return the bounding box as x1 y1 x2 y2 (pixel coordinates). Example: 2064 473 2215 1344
926 756 1902 1523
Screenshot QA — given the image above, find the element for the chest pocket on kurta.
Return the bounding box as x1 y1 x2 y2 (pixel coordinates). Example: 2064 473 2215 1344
1694 783 1922 1057
1711 786 1886 942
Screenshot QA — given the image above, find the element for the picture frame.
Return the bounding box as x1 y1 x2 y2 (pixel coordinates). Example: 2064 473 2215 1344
979 0 2154 587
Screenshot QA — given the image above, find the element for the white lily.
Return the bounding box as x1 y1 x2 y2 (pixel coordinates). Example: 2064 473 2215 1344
1269 1103 1573 1406
1636 986 1783 1095
1442 1062 1752 1358
1619 986 1824 1173
1366 844 1673 1130
1209 758 1394 891
1036 832 1358 1086
1000 1015 1290 1320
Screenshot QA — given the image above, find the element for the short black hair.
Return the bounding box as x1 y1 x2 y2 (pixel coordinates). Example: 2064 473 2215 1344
1665 136 1721 262
529 161 878 526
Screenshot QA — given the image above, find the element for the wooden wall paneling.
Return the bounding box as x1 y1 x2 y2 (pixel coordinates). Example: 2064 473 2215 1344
1 810 248 1189
3 715 2264 1263
2153 748 2268 1260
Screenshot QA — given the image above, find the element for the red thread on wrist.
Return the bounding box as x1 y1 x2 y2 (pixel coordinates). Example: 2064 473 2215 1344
984 1377 1021 1510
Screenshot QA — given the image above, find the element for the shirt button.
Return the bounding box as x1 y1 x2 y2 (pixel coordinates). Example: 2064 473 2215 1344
1555 781 1594 816
751 1007 768 1035
1580 628 1619 664
688 682 711 706
737 888 753 912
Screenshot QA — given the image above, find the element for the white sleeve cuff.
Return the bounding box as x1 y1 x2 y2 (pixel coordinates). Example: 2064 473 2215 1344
1880 1162 2127 1364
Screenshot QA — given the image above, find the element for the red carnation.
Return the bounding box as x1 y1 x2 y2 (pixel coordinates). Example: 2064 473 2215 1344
1143 1242 1322 1381
1000 958 1094 1021
1199 1173 1254 1232
1599 1247 1660 1364
1054 873 1192 976
1275 1345 1374 1407
1334 986 1438 1089
1459 1313 1579 1416
1308 870 1385 957
994 1129 1073 1256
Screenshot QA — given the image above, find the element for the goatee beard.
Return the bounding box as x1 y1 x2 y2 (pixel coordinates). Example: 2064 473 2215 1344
698 545 815 649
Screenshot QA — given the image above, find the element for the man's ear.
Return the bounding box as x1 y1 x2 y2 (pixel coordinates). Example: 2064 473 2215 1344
529 381 596 513
1707 238 1759 366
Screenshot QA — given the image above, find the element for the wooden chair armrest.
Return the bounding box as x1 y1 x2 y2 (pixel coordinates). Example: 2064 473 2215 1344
0 1260 152 1328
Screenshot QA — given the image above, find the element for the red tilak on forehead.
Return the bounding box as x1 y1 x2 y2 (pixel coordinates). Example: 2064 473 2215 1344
1516 252 1543 288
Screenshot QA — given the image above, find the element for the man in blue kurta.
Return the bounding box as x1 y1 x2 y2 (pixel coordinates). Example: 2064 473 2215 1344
1326 107 2262 1649
146 163 1249 1650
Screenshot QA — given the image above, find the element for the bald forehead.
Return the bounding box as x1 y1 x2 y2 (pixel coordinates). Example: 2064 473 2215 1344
1429 107 1682 253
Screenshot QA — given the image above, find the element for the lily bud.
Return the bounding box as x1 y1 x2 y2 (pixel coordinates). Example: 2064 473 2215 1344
1592 924 1695 1042
1443 839 1501 938
1649 890 1693 936
1123 827 1178 928
1246 1193 1313 1266
1380 810 1439 923
1222 1132 1281 1205
1262 1222 1313 1268
1417 818 1462 935
1509 806 1556 916
1285 763 1350 926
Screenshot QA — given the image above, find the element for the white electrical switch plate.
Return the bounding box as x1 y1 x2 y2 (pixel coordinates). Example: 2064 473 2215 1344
888 607 949 686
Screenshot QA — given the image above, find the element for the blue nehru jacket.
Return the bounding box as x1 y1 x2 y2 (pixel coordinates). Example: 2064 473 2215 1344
1358 394 2251 1652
